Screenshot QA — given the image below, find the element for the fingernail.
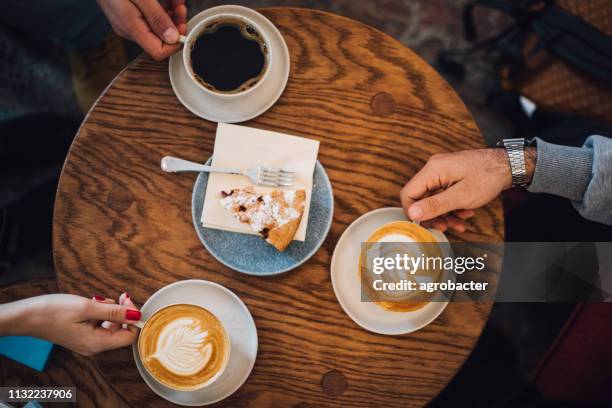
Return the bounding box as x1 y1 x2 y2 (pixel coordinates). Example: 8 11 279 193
162 27 179 44
125 292 130 299
409 205 423 220
93 294 105 301
126 309 141 321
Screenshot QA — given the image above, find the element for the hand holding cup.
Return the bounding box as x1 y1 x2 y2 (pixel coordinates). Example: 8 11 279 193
0 292 141 356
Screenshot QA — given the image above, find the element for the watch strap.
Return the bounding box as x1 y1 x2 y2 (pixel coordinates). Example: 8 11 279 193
501 138 528 187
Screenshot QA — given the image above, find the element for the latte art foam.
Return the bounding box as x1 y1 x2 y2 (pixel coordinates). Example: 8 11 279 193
152 317 212 376
138 304 230 391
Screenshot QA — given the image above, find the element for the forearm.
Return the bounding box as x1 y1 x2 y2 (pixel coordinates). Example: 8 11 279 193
0 297 43 336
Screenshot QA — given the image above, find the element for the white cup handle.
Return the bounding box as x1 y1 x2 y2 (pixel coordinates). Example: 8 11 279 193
178 34 187 45
131 320 145 329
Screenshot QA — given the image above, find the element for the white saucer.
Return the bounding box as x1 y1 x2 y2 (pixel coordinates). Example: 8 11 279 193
330 207 451 335
169 5 290 123
132 280 258 406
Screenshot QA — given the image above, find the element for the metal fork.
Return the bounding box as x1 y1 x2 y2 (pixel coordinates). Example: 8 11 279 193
160 156 295 187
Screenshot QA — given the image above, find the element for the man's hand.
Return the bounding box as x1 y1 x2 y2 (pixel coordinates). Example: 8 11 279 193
400 148 536 232
97 0 187 60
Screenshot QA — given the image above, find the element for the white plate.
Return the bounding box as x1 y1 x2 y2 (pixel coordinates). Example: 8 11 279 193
330 207 451 335
169 5 290 123
132 280 258 406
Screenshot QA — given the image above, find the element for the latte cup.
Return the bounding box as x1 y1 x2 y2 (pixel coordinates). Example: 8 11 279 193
137 303 231 391
178 13 272 99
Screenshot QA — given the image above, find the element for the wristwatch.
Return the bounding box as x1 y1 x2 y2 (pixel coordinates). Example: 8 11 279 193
497 138 529 187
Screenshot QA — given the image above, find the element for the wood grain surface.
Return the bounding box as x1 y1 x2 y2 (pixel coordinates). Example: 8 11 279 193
0 280 129 408
52 8 504 407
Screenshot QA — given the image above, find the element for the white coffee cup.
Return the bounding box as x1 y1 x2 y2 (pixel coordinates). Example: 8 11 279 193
137 303 231 391
179 13 271 99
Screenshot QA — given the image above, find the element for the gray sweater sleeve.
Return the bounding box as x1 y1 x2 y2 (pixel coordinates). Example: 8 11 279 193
527 135 612 225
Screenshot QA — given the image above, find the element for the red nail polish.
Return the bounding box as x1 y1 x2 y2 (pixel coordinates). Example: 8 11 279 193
125 292 130 299
126 309 141 321
93 294 105 301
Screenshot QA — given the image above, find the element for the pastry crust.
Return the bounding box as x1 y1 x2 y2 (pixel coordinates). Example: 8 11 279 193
219 187 306 251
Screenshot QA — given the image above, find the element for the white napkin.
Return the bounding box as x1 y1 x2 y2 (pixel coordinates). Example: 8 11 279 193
201 123 320 241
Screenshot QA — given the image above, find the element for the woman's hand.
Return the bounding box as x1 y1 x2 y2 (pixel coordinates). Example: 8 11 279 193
0 292 141 356
400 148 536 232
97 0 187 60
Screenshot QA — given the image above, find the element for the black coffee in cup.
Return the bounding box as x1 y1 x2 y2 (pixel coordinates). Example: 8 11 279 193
189 19 268 94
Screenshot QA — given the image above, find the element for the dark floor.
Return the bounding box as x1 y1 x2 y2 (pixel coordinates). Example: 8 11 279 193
0 1 578 407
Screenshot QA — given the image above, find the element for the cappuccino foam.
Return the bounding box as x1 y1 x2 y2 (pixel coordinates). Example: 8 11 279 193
376 233 416 243
138 304 229 390
360 221 443 312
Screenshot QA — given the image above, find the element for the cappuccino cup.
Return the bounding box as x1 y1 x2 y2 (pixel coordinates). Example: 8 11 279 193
359 221 445 312
137 303 230 391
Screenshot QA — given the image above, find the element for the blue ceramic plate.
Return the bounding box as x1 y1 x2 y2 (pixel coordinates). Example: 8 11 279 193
192 159 334 275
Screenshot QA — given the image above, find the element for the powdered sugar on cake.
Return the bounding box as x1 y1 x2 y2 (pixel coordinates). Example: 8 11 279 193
219 186 306 251
283 190 296 205
220 187 303 234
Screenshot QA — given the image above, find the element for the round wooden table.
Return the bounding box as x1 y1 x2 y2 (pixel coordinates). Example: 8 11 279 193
53 8 503 408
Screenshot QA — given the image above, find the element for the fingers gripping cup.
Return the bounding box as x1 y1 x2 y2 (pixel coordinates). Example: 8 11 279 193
179 13 270 98
138 304 231 391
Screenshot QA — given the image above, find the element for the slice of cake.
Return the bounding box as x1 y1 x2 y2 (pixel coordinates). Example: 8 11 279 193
219 187 306 251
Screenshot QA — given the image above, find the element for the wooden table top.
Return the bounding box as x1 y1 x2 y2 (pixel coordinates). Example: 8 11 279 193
53 8 503 408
